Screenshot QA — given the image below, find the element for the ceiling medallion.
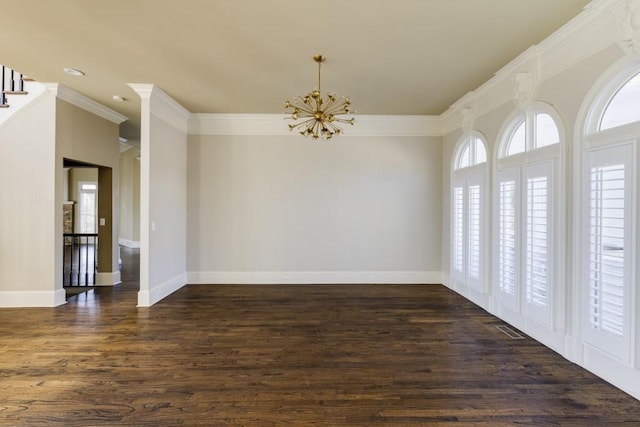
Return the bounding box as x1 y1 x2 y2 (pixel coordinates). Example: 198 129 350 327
284 55 355 140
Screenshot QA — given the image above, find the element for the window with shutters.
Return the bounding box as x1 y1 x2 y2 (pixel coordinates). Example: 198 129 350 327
452 186 464 274
495 103 562 327
581 65 639 363
451 131 488 294
468 184 481 280
498 175 518 307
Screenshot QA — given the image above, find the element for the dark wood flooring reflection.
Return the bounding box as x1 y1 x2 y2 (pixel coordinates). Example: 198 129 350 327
1 249 640 425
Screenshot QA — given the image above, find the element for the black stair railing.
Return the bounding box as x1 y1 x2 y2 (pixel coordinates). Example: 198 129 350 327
63 233 98 286
1 65 29 108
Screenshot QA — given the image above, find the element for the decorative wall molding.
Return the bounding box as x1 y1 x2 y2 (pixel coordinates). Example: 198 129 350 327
188 113 442 137
187 270 442 285
128 84 190 133
119 238 141 249
42 83 128 124
459 92 478 134
616 0 640 56
0 289 66 307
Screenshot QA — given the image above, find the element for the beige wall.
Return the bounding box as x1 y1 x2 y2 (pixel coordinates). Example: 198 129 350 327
0 92 58 302
187 134 441 280
147 115 187 288
55 99 120 280
119 148 141 244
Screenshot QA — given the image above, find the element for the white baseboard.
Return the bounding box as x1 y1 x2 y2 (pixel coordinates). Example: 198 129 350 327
119 238 140 249
583 345 640 401
138 272 187 307
187 270 442 285
96 271 122 286
0 288 66 307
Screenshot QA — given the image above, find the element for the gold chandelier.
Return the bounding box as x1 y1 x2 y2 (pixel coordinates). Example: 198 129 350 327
284 55 355 139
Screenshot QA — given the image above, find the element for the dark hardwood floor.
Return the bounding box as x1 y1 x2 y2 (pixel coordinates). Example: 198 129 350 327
1 248 640 425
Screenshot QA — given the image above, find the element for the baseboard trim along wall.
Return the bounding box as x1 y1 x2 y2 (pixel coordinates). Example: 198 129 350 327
0 289 67 307
119 238 141 249
96 271 122 286
138 272 187 307
187 271 442 285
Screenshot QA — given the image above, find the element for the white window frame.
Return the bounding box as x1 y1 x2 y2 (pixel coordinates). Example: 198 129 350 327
578 62 639 366
451 131 489 296
494 102 564 329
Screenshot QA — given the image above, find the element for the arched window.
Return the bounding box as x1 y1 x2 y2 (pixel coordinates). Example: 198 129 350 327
599 71 640 131
579 67 640 364
494 103 563 329
451 132 488 297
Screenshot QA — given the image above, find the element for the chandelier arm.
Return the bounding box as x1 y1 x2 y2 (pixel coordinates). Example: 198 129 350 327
333 118 355 125
290 103 316 116
325 102 348 115
323 96 339 112
291 117 317 129
289 97 316 114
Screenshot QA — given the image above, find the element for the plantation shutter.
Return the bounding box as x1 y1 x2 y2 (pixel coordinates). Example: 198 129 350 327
584 144 633 362
467 174 483 292
497 168 519 309
452 185 465 277
524 161 553 325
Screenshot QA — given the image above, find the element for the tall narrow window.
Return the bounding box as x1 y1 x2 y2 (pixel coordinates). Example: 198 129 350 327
498 178 517 301
451 132 488 295
467 184 481 280
78 182 97 233
526 176 548 306
453 186 464 274
589 164 625 336
495 103 561 326
583 144 632 362
580 64 640 365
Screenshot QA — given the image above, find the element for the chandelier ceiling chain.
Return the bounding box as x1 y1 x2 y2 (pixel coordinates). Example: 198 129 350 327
284 55 355 140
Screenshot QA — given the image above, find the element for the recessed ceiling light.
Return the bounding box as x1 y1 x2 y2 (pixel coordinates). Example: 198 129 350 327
112 95 126 102
63 67 85 76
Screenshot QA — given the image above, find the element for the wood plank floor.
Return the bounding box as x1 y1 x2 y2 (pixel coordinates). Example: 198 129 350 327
2 249 640 425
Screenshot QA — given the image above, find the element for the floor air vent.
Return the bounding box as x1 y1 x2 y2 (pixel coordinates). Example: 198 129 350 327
495 324 525 340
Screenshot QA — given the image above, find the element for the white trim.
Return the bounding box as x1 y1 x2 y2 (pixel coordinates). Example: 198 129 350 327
119 238 141 249
0 289 66 307
41 83 128 124
187 113 442 137
187 271 442 285
95 271 122 286
584 343 640 401
128 84 190 133
137 272 187 307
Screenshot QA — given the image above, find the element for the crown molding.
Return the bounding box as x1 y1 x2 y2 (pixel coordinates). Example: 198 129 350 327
42 83 128 124
128 84 190 133
188 113 442 137
441 0 623 135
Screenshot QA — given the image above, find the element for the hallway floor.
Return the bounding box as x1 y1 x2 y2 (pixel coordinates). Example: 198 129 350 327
1 248 640 425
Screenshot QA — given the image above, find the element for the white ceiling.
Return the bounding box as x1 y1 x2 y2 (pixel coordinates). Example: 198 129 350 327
1 0 591 139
